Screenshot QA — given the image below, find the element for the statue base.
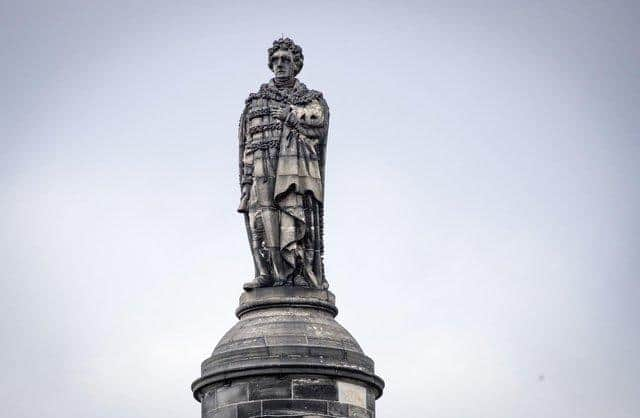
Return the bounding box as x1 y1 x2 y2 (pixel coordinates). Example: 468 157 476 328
192 287 384 418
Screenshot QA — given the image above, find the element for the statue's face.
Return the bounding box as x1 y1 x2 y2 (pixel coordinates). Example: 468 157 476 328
270 49 295 80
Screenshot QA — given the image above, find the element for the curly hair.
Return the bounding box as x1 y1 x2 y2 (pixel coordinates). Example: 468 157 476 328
268 37 304 76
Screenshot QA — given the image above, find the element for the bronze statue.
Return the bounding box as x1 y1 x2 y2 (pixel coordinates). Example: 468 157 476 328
238 38 329 290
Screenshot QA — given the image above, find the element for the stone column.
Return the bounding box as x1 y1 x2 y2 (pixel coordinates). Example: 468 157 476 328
192 287 384 418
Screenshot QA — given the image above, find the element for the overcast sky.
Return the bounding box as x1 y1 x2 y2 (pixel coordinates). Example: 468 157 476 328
2 1 639 417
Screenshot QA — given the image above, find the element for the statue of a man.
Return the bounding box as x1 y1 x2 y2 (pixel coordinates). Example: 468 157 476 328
237 38 329 290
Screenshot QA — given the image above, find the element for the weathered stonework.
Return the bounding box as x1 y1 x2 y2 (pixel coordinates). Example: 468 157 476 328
192 288 384 417
192 38 384 417
200 375 376 418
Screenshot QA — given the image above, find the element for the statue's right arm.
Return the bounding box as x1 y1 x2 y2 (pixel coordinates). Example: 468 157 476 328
237 109 253 213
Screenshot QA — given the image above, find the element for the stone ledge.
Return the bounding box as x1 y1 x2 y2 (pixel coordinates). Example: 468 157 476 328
236 287 338 318
192 366 385 402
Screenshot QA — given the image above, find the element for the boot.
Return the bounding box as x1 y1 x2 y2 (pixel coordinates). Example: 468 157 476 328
244 242 274 290
243 274 274 290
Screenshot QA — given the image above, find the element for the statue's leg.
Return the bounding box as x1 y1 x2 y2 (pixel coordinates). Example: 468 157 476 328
254 166 287 285
243 209 274 290
251 210 271 278
261 207 285 283
243 212 259 279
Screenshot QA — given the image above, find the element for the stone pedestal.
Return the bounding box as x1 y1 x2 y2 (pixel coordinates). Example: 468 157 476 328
192 287 384 418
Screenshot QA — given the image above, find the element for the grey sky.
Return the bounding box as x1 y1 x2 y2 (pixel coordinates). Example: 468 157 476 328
1 1 639 417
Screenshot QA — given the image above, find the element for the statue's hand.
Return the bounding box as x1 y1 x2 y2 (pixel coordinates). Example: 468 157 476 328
237 185 250 213
271 105 290 121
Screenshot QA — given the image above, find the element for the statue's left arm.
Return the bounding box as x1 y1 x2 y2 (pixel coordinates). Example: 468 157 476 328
291 97 329 182
286 98 329 140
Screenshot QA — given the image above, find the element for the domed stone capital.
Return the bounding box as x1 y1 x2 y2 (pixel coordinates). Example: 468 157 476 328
192 287 384 404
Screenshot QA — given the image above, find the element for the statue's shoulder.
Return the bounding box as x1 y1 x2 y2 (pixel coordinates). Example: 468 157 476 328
294 82 328 108
306 89 329 113
242 80 327 108
296 82 322 98
307 89 326 104
243 83 270 105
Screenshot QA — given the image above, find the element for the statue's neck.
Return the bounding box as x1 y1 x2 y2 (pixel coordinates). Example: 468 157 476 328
273 77 296 89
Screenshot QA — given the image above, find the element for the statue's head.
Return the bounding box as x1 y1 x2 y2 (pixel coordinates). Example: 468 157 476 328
268 38 304 81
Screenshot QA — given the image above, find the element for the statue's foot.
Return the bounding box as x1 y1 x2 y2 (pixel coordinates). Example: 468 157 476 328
243 275 274 290
293 275 309 287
